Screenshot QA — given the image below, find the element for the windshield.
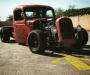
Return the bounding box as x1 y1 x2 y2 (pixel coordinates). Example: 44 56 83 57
24 7 55 20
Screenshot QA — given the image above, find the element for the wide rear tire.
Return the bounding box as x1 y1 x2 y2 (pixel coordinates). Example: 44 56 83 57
28 30 46 54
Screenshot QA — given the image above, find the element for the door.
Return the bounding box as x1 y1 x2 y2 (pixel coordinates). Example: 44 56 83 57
13 9 28 43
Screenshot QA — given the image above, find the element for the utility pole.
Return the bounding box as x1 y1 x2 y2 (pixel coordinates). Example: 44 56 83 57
78 15 79 25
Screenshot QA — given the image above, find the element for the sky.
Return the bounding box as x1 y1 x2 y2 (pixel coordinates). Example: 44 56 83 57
0 0 90 21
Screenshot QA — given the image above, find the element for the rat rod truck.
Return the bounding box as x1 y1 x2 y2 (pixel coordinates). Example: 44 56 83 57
0 5 88 54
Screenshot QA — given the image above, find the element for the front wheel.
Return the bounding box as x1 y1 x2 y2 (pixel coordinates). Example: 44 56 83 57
28 30 46 54
75 28 88 48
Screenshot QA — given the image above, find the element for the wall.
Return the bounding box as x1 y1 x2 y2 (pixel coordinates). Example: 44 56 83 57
70 15 90 30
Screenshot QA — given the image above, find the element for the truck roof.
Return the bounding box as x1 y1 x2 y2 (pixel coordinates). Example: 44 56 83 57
14 4 53 11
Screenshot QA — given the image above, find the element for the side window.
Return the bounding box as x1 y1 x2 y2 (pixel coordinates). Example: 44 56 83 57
14 10 24 21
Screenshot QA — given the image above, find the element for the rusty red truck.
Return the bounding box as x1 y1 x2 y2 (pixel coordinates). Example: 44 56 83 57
0 5 88 54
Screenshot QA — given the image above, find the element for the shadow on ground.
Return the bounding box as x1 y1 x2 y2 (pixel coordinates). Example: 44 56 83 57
39 45 90 58
9 39 90 58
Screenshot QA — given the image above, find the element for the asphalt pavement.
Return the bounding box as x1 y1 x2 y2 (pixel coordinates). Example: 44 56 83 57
0 31 90 75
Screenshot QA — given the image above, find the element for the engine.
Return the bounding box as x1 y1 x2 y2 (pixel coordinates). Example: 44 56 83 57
33 18 58 46
44 20 58 46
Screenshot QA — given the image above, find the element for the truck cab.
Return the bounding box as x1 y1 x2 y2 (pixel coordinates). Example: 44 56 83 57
13 5 55 43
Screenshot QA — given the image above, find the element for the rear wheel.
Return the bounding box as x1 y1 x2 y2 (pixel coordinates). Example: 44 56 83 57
28 30 46 54
0 27 10 43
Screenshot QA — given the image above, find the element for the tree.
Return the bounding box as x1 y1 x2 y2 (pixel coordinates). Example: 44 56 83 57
55 8 64 18
6 15 13 22
63 7 90 17
5 15 13 26
68 5 75 9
